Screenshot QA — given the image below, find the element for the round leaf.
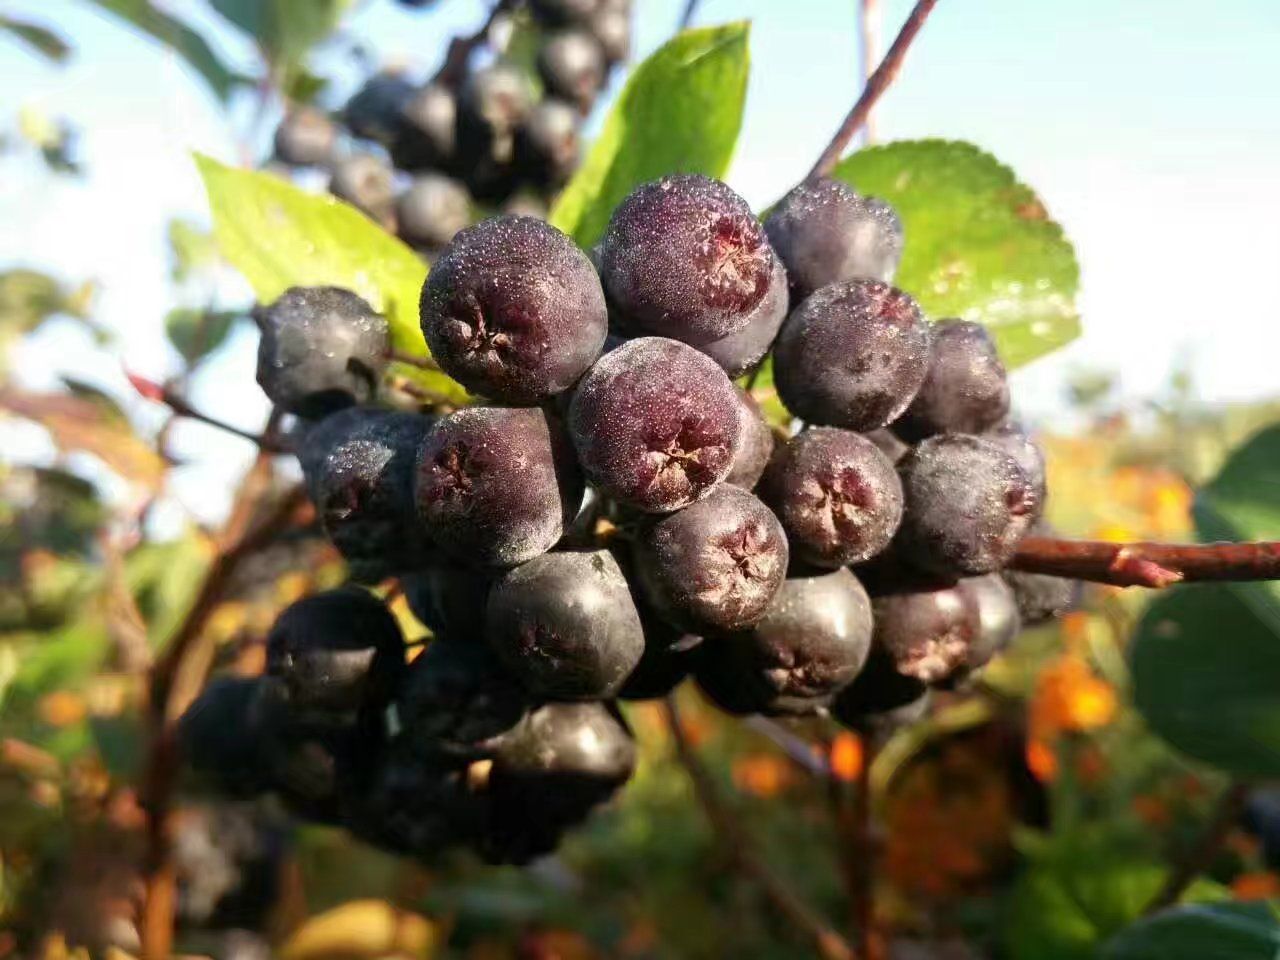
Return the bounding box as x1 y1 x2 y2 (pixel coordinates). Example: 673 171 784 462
1104 903 1280 960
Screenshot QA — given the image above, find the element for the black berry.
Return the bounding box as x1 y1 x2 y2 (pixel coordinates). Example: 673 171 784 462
329 153 396 227
538 30 606 113
872 580 980 684
724 386 774 490
396 174 470 252
274 106 336 167
699 257 789 378
895 321 1010 440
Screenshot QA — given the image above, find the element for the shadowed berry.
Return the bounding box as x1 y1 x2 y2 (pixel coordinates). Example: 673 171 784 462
700 257 789 378
274 106 336 167
897 433 1039 576
415 406 584 566
515 99 581 188
634 485 788 632
537 30 606 112
764 176 903 298
397 174 470 252
530 0 600 26
590 0 631 62
457 64 532 169
344 73 415 145
725 386 774 489
759 427 903 568
1004 522 1081 624
569 337 742 512
773 278 931 431
873 580 980 683
420 215 607 403
896 321 1010 440
600 175 777 344
956 573 1021 674
402 562 493 640
391 83 456 170
329 153 396 227
619 620 702 701
254 287 388 418
485 549 645 699
831 646 929 741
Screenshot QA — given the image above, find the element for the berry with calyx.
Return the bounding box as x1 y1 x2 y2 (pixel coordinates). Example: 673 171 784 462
515 99 581 188
897 434 1039 576
538 30 606 113
773 278 930 431
298 407 431 575
402 562 493 640
724 386 774 489
420 215 607 403
395 636 530 760
273 106 336 167
568 337 742 512
634 485 788 632
600 175 776 344
985 419 1048 513
896 321 1010 440
344 72 415 145
415 406 584 567
485 548 645 700
831 646 929 741
265 587 405 714
697 566 874 715
329 153 396 227
764 176 903 298
872 580 980 684
396 174 470 252
759 427 903 568
700 257 789 378
391 83 456 170
254 286 388 419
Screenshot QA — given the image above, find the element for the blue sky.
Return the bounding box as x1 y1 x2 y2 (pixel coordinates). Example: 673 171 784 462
1 0 1278 522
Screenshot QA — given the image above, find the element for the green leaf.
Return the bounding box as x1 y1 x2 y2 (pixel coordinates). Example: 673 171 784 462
0 15 71 63
1132 584 1280 777
549 22 751 248
194 154 466 401
167 217 221 283
832 140 1080 368
1104 903 1280 959
165 308 241 365
211 0 353 75
125 533 212 650
83 0 243 102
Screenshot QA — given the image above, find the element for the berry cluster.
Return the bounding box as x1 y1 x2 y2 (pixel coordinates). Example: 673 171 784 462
185 171 1079 864
271 0 631 256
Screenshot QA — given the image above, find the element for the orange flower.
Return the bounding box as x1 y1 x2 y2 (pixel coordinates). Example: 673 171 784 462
829 733 864 782
1030 655 1117 741
37 690 86 728
732 753 792 798
1131 795 1172 828
1025 739 1058 783
1231 871 1280 901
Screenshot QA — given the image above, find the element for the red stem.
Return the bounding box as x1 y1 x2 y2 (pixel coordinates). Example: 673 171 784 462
1009 537 1280 588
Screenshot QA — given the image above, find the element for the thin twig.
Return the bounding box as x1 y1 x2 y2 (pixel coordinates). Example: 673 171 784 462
679 0 701 30
809 0 941 179
663 698 856 960
858 0 882 144
430 0 516 89
1009 537 1280 588
1145 781 1249 914
127 371 289 453
744 716 830 776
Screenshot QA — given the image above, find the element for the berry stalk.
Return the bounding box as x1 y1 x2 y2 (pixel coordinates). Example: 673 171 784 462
1009 536 1280 588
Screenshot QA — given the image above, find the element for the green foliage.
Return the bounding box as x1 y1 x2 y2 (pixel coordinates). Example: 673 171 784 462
0 15 71 63
833 140 1080 368
550 23 751 248
195 154 466 401
211 0 354 89
1104 903 1280 959
165 307 241 366
167 217 221 283
83 0 243 102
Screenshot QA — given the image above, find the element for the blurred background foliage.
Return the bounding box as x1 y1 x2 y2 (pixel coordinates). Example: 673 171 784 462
2 1 1280 959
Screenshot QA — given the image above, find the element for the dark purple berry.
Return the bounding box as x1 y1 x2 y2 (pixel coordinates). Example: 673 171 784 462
298 407 431 575
590 1 631 62
600 175 776 344
759 427 903 568
402 562 493 640
619 621 701 701
177 677 275 797
420 215 607 403
634 485 788 633
529 0 600 26
265 587 405 714
485 549 644 700
397 174 470 251
352 753 478 859
897 434 1039 576
985 419 1048 513
457 64 532 169
956 574 1021 673
254 287 388 418
329 153 396 227
724 386 774 489
699 257 789 378
569 337 742 512
873 581 980 683
1005 568 1081 625
764 176 903 298
414 406 584 566
895 321 1010 440
391 83 456 170
537 30 606 113
865 427 910 464
773 278 930 431
273 106 336 167
830 647 929 741
515 99 580 188
697 566 874 715
343 73 415 145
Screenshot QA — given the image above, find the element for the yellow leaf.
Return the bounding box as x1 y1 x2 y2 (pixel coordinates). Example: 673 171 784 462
280 899 440 960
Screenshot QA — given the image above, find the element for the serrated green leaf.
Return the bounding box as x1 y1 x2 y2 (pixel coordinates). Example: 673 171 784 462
194 154 466 402
0 16 70 63
165 308 240 365
549 22 751 248
833 139 1080 368
83 0 243 102
1104 903 1280 959
1132 584 1280 777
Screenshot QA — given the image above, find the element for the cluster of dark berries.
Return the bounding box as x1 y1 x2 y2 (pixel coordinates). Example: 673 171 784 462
270 0 632 257
183 170 1079 865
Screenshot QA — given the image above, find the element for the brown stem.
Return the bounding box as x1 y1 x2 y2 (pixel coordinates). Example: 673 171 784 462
663 698 855 960
1009 537 1280 588
809 0 941 179
430 0 516 89
679 0 701 30
1145 781 1248 914
858 0 882 143
128 372 289 453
